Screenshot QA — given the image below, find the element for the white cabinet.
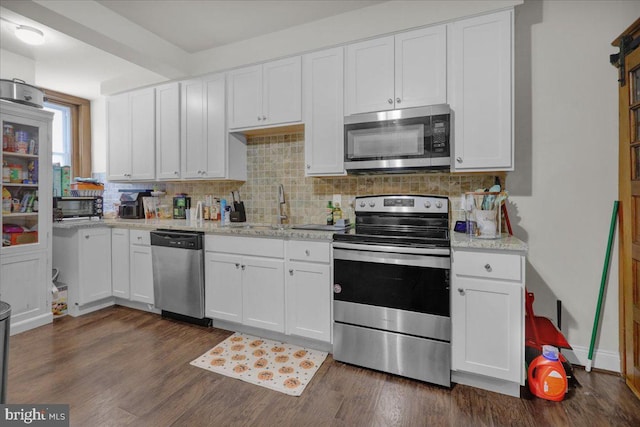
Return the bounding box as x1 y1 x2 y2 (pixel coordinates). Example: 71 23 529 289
107 87 156 181
449 9 513 171
1 101 53 334
53 227 112 317
285 240 331 343
181 73 247 180
155 82 181 180
129 229 153 305
345 25 447 115
111 228 130 299
205 235 285 333
303 47 345 176
0 251 50 334
228 56 302 129
451 247 525 397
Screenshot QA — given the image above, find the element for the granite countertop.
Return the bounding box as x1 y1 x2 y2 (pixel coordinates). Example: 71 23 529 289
451 232 528 252
53 218 338 241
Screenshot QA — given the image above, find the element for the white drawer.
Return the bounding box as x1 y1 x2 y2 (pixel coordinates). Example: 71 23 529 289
287 240 330 263
453 250 522 282
205 235 284 258
130 229 150 246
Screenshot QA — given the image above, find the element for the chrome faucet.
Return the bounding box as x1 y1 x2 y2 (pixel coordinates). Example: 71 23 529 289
277 184 287 224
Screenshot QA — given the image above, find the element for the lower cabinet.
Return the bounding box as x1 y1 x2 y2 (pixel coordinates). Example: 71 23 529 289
129 229 154 305
53 226 112 316
451 247 525 397
205 235 285 333
0 250 50 334
285 240 331 342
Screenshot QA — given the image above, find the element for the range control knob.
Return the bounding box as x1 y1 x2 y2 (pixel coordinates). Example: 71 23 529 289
435 200 443 209
369 201 376 208
424 201 431 208
359 201 366 208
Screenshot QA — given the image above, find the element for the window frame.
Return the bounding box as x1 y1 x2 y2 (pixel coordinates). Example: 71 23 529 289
43 88 92 177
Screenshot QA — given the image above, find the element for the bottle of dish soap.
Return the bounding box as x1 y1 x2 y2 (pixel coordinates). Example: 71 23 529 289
326 201 334 225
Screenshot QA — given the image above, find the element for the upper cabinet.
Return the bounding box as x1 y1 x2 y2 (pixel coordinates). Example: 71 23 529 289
346 25 447 115
107 87 156 181
303 47 345 176
449 10 513 172
155 82 181 180
227 56 302 130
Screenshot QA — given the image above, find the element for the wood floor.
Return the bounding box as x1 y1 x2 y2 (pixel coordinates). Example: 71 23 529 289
7 306 640 426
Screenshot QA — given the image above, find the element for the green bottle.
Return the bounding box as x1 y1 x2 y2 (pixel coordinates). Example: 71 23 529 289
326 201 334 225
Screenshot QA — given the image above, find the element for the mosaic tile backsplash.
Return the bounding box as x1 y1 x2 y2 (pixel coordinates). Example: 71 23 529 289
98 132 501 225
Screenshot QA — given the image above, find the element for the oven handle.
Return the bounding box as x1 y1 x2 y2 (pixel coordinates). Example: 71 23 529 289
333 247 450 269
332 242 450 257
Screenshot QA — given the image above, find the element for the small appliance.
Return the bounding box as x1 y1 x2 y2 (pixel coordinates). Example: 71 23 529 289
118 190 151 219
53 196 103 220
173 195 191 219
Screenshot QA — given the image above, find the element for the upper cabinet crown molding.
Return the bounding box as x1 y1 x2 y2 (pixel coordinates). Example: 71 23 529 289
227 56 302 130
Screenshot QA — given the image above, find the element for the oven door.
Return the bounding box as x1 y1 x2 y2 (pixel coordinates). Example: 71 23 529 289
332 243 450 341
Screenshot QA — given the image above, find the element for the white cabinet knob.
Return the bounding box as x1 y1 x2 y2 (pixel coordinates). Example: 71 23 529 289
262 115 267 121
484 264 492 271
396 97 401 103
458 288 465 295
174 171 179 175
257 116 262 121
235 263 240 269
456 157 463 163
306 164 310 169
85 235 90 239
387 98 393 104
305 249 310 256
289 269 294 275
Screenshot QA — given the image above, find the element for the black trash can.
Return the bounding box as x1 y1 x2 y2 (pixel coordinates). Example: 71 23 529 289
0 301 10 404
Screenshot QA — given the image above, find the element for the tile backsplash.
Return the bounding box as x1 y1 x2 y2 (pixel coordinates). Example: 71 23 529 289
98 132 501 224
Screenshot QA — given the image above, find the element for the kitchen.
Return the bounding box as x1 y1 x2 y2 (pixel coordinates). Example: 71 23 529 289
1 0 640 425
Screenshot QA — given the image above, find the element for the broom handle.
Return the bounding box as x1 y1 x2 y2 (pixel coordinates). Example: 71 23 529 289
586 200 619 372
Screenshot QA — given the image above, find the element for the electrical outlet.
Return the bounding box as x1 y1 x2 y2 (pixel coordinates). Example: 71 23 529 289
332 194 342 207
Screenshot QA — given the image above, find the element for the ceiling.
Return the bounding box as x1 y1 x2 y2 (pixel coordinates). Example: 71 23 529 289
0 0 384 100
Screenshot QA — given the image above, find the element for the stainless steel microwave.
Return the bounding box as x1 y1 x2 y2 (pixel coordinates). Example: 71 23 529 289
344 104 450 174
53 196 103 220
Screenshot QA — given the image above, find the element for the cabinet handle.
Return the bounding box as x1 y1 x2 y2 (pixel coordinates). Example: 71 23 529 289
257 116 262 121
137 236 142 240
241 265 246 270
306 164 310 169
85 235 90 239
262 115 267 121
484 264 492 271
387 98 393 104
456 157 463 163
289 269 294 275
235 263 240 269
458 288 465 295
174 171 179 175
305 249 310 256
396 97 401 104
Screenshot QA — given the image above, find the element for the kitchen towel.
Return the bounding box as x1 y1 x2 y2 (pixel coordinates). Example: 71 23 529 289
190 332 327 396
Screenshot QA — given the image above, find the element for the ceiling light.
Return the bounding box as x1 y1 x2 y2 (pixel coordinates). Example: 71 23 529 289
15 25 44 45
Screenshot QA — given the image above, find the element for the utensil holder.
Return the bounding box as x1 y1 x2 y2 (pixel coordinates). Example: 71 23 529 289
465 192 501 239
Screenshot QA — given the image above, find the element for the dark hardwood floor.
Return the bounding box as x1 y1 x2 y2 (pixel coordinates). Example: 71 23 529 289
6 306 640 426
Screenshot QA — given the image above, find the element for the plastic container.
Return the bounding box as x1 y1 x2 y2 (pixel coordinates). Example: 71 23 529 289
528 345 568 401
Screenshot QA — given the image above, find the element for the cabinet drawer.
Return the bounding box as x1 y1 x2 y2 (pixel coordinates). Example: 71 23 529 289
130 229 150 246
287 240 330 263
206 235 284 258
453 250 521 282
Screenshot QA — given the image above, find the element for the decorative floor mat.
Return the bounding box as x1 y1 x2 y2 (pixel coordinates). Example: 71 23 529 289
190 332 328 396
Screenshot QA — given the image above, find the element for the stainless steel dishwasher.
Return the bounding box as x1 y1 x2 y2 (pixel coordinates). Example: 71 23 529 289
150 230 209 325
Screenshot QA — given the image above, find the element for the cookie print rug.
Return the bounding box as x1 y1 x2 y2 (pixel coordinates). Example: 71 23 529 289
190 332 328 396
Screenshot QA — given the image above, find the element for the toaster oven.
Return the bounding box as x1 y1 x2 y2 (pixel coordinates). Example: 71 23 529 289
53 196 103 220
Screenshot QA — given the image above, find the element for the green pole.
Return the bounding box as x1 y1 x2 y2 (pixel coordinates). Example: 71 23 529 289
586 200 619 372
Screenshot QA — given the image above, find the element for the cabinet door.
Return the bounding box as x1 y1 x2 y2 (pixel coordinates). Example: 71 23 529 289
0 251 48 328
78 228 112 305
242 256 285 332
129 87 156 180
395 25 447 108
452 276 521 382
303 47 345 176
204 73 226 178
450 10 513 171
130 244 154 304
262 56 302 126
181 78 207 179
205 252 243 322
111 228 130 299
286 261 331 342
346 36 395 115
106 92 131 181
156 82 181 180
227 65 262 129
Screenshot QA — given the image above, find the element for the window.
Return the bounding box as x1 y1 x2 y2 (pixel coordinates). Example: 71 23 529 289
42 89 92 177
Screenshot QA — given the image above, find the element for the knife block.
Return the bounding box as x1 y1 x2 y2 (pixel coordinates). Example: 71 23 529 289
230 202 246 222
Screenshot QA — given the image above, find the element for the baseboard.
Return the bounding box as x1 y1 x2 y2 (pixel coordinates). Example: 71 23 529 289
451 370 521 398
115 298 161 314
68 298 115 317
10 312 53 336
562 345 620 373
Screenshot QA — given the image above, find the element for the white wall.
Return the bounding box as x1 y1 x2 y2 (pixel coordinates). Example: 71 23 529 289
0 48 35 84
509 0 640 371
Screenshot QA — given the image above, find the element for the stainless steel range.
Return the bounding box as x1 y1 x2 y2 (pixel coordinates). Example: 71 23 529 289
332 194 451 387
